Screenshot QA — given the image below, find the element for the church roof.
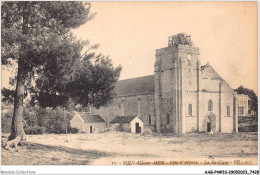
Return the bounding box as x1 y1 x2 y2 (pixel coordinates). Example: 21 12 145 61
115 75 154 97
110 115 140 123
77 112 106 123
114 63 235 97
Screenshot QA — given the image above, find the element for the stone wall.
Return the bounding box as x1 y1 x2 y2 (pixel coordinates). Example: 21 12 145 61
199 92 220 132
84 123 106 134
184 91 197 133
185 116 197 132
221 115 233 133
122 123 131 132
70 116 84 132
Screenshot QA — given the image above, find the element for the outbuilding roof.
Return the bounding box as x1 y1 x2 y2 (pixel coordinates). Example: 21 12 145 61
115 75 154 97
76 112 106 123
110 115 140 123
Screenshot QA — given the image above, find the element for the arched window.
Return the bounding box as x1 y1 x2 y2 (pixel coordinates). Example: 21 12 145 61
166 114 170 124
188 104 192 116
208 100 213 111
227 105 230 116
148 114 151 125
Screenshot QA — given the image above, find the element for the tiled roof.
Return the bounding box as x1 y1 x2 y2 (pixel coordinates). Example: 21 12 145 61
110 115 138 123
77 112 106 123
115 75 154 97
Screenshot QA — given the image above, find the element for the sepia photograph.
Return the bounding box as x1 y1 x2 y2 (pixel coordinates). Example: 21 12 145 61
1 1 259 174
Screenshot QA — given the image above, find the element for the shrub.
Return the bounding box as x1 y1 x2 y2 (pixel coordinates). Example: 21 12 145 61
3 105 76 135
110 123 121 131
32 125 44 134
1 109 12 133
69 127 79 134
24 125 44 135
24 125 32 135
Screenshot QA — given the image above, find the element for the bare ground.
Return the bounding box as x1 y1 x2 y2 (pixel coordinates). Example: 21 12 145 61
1 131 258 165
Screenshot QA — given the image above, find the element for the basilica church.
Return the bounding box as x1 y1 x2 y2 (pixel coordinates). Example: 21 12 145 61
93 33 246 134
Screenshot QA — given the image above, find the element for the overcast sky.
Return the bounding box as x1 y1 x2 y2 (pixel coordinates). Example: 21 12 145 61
1 1 258 94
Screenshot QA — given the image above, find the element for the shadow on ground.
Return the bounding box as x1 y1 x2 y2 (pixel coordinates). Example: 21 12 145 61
2 142 112 165
2 141 157 165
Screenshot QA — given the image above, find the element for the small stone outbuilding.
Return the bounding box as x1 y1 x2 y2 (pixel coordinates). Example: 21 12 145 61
110 115 144 133
70 111 106 133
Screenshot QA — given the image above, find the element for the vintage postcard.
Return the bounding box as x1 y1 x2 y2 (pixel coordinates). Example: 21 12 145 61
1 1 258 174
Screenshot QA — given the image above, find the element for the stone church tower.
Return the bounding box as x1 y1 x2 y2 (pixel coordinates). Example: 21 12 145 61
155 33 201 134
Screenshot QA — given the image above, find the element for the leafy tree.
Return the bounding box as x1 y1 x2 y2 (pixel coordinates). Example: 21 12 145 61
32 49 122 109
2 88 16 104
66 53 122 109
1 1 94 148
2 2 122 149
234 86 258 111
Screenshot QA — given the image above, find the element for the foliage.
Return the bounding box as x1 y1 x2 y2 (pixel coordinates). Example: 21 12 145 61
23 106 75 134
66 54 122 108
1 107 13 133
68 127 79 134
234 86 258 111
24 125 45 135
2 1 122 110
1 88 16 105
2 104 77 134
2 1 93 68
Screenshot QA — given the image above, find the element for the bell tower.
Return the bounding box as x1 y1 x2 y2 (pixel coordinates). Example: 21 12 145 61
154 33 200 134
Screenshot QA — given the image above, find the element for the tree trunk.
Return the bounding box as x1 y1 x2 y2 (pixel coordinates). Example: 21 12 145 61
3 2 29 150
8 2 29 143
9 60 26 142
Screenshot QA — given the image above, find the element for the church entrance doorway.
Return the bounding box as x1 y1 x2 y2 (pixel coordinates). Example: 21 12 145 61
135 123 141 133
207 122 211 132
90 126 93 133
204 112 216 133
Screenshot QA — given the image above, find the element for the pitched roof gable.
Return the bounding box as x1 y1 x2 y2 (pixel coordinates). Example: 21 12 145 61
110 115 139 123
75 112 106 123
201 63 235 93
115 75 154 97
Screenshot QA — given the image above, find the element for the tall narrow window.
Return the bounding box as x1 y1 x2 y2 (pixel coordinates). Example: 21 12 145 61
238 107 242 115
208 100 213 111
148 114 151 125
137 98 141 117
188 104 192 116
227 105 230 116
166 114 170 124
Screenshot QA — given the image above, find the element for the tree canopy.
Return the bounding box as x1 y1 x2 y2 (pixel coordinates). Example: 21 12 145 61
2 1 122 109
1 1 122 145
